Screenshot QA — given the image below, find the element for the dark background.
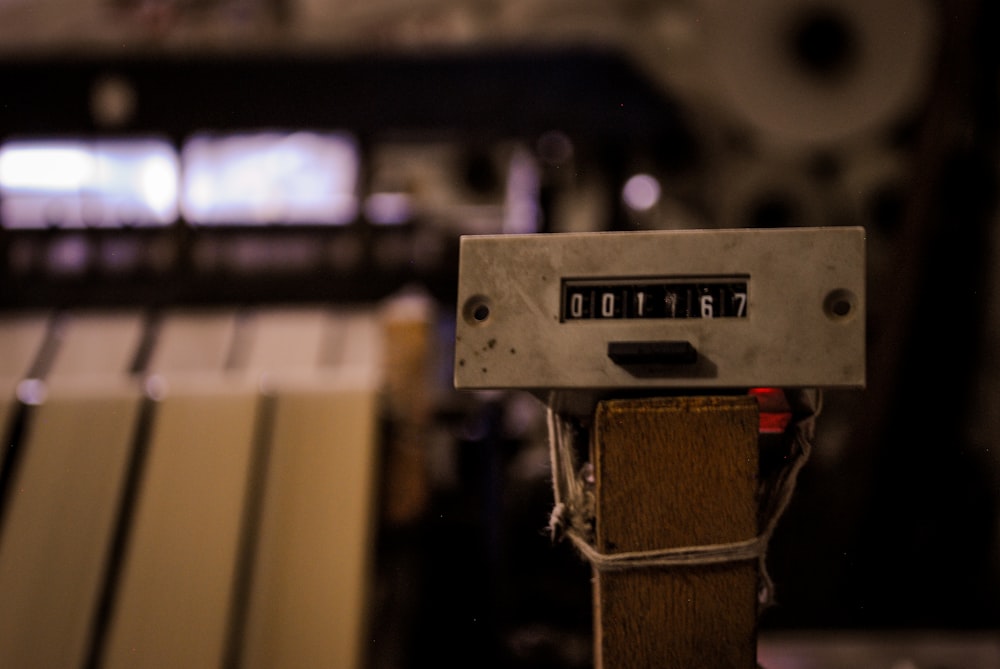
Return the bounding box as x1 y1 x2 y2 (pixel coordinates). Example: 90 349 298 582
1 1 998 666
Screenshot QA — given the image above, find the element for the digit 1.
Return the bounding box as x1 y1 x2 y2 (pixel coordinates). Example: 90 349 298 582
665 291 677 318
636 290 646 317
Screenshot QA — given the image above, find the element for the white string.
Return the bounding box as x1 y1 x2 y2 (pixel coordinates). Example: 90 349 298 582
566 532 763 572
546 390 820 608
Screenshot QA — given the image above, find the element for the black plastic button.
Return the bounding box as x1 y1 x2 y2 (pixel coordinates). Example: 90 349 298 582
607 341 698 366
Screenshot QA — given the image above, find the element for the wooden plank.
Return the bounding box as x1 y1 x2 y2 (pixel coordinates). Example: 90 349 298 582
241 376 380 669
0 379 141 669
240 308 327 373
47 312 146 379
101 379 260 669
145 310 238 374
235 308 382 669
326 310 384 371
0 312 49 378
592 395 759 669
380 296 431 526
1 311 140 507
0 313 50 473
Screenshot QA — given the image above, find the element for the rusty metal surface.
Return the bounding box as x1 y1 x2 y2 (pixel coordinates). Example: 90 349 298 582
455 227 865 392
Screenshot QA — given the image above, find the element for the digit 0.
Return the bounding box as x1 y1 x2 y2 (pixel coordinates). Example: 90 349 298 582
601 292 615 317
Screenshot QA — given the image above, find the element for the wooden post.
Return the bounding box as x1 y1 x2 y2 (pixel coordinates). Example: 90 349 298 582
592 395 760 669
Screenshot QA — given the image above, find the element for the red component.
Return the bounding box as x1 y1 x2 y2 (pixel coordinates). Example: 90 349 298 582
749 387 792 434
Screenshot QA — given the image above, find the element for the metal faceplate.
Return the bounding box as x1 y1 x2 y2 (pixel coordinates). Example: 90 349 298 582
454 227 865 391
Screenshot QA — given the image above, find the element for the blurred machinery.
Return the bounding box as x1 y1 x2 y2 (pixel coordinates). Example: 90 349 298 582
0 0 999 667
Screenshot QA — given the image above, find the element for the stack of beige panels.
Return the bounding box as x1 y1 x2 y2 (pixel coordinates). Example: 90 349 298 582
0 307 382 669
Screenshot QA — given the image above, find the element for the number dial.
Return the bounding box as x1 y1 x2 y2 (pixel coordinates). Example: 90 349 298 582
563 279 748 321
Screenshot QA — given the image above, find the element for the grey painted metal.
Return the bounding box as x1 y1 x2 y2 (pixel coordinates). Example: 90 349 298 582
454 227 865 391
